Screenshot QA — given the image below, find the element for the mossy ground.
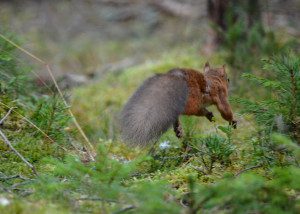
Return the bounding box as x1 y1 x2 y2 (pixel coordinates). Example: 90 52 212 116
69 47 264 198
1 40 298 213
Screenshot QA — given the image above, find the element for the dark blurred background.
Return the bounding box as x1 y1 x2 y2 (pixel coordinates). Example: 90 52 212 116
0 0 299 78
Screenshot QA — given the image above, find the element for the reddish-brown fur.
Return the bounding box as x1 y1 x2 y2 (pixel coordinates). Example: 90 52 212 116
204 67 234 123
177 63 236 133
181 69 206 115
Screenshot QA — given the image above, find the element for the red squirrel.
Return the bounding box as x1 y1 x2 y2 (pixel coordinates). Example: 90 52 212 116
120 62 237 146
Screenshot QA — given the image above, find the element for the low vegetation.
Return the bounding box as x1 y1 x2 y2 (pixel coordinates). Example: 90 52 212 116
0 27 299 214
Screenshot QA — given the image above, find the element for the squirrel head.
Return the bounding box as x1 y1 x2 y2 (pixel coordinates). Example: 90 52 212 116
204 62 230 86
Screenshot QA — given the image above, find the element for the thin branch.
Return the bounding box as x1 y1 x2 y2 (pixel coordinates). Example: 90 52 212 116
235 164 262 177
0 102 56 145
77 197 119 203
0 107 16 125
200 154 209 172
0 34 44 64
0 33 95 161
11 179 34 189
0 174 28 181
0 102 69 153
0 129 37 175
191 165 207 175
0 108 37 175
77 197 136 213
46 64 96 161
113 205 136 214
0 48 54 92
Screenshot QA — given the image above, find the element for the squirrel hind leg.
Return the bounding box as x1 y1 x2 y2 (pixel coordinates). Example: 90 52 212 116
173 119 184 138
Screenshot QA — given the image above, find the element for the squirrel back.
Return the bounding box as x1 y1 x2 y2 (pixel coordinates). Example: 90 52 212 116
120 70 188 146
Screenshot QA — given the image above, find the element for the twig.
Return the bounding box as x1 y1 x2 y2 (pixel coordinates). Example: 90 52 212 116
200 154 209 172
0 109 37 175
0 107 16 125
0 129 37 175
235 164 262 177
11 180 34 189
190 165 207 175
46 64 96 161
0 102 67 152
19 189 34 197
113 205 136 214
0 34 95 161
0 174 28 181
209 158 215 173
77 197 136 213
77 197 119 203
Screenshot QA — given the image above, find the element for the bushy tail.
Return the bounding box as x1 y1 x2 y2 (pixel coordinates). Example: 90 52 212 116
120 73 188 146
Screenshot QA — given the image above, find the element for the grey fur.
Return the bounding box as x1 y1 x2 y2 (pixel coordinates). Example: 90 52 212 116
120 70 188 146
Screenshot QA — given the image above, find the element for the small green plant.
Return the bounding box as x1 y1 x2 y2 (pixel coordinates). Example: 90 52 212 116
248 135 293 167
0 34 71 176
30 95 71 144
32 144 181 213
234 53 300 141
190 133 235 174
183 166 300 213
147 122 236 174
0 34 33 100
203 135 235 167
220 1 287 86
271 133 300 163
217 124 233 143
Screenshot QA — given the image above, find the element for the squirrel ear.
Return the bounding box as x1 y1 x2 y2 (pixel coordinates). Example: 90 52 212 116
222 64 226 72
204 61 210 73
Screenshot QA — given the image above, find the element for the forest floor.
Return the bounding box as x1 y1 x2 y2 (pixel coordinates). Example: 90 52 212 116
2 41 296 213
0 3 299 211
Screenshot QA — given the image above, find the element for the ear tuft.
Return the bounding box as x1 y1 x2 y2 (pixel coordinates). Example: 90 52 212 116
204 61 210 73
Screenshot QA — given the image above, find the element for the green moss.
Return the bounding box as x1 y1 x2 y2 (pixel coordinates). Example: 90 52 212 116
0 199 69 214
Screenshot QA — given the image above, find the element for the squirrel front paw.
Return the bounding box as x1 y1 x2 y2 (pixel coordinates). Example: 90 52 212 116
206 111 214 122
230 120 237 129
